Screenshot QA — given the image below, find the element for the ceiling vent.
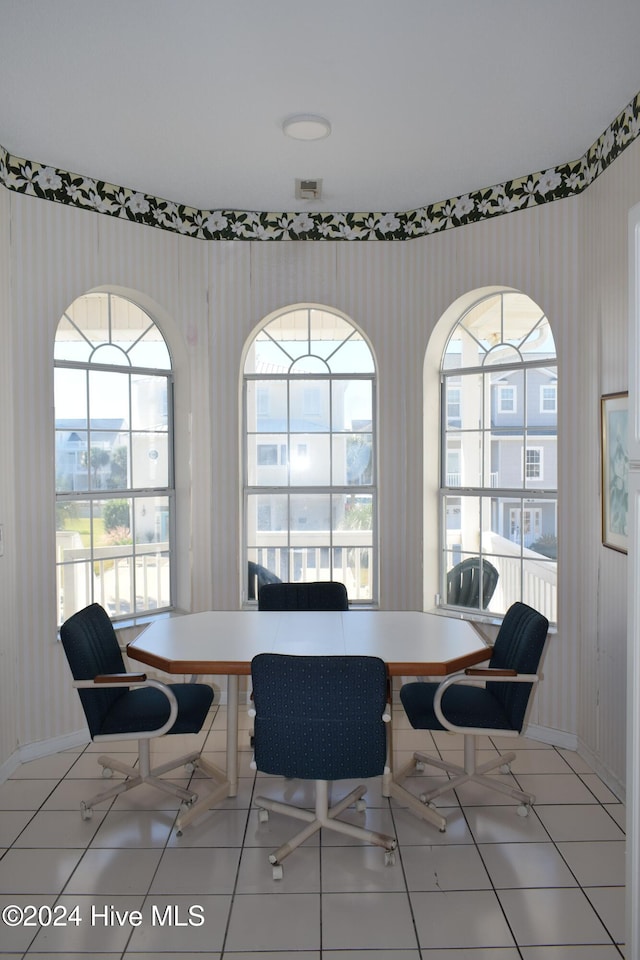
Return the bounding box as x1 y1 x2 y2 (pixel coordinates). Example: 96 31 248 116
295 178 322 200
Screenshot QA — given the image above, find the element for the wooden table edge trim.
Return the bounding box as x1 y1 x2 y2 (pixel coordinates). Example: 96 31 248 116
126 642 491 677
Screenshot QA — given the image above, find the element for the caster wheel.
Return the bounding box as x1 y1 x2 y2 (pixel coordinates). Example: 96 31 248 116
101 766 113 779
415 760 425 772
517 803 530 817
184 761 196 774
175 829 183 838
384 850 396 866
355 798 367 812
258 808 269 823
500 762 512 774
80 802 92 821
272 863 283 880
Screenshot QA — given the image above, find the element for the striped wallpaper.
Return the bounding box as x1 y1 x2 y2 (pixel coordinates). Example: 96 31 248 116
1 139 639 798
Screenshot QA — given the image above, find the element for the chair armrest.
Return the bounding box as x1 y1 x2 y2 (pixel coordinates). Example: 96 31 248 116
464 667 517 677
433 669 540 735
74 676 179 739
94 672 147 684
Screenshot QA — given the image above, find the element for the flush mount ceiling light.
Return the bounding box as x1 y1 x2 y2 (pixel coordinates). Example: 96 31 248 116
282 114 331 141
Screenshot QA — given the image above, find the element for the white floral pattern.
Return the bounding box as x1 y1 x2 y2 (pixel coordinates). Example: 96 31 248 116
1 92 639 240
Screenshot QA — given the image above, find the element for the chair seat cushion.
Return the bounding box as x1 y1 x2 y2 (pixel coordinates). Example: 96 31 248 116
400 681 514 732
98 683 213 737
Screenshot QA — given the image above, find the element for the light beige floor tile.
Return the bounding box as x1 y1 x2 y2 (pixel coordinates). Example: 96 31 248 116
521 948 622 959
498 888 613 945
604 802 626 830
410 890 516 949
150 846 240 894
9 753 79 780
320 844 406 891
392 805 472 845
13 808 105 847
235 845 320 893
0 778 59 810
167 807 249 846
515 772 597 804
0 810 35 846
0 848 83 894
557 840 625 886
580 773 622 804
0 894 56 952
29 894 145 953
322 891 419 950
89 809 175 847
584 886 626 944
464 804 550 843
479 841 577 888
325 950 422 959
401 842 492 891
39 777 115 811
507 750 575 775
63 847 163 895
224 893 320 952
535 804 626 842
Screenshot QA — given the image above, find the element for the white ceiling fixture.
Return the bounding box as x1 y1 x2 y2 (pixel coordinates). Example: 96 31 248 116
283 114 331 141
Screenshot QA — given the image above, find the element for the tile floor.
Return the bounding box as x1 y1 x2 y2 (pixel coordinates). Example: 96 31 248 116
0 698 626 959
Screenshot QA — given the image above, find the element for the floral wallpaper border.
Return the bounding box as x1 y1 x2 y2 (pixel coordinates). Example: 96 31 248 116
1 92 639 241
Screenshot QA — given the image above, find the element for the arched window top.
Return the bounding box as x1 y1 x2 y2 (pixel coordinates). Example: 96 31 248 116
55 292 171 370
443 291 556 370
244 306 374 375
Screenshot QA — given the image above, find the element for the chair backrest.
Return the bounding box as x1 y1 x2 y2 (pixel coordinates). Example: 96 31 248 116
447 557 499 609
251 653 387 780
247 561 282 600
258 580 349 611
60 602 126 739
488 601 549 731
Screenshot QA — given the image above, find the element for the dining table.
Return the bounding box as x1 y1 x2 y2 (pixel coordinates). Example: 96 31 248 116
127 608 491 832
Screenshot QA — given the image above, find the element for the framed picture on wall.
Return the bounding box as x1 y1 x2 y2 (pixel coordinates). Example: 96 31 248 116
601 391 629 553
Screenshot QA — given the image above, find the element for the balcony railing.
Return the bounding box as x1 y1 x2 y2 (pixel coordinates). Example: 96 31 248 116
56 531 170 622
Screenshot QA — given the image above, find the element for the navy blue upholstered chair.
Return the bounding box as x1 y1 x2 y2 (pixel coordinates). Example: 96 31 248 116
398 602 549 821
447 557 499 610
258 579 349 610
250 653 396 878
60 603 214 821
247 560 282 601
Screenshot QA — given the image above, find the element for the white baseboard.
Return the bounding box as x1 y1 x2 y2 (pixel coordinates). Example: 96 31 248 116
0 730 89 785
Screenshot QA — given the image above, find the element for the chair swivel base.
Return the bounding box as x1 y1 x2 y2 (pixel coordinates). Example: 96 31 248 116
255 780 397 879
412 745 535 816
80 746 205 820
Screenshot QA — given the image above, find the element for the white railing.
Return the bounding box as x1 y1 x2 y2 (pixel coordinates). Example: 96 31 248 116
482 531 557 622
251 532 373 601
56 531 170 621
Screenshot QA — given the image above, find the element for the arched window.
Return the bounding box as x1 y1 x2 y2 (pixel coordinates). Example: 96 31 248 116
54 292 174 625
243 305 376 603
440 290 557 622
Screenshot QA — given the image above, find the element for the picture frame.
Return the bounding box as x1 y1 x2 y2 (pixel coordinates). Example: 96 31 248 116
601 391 629 553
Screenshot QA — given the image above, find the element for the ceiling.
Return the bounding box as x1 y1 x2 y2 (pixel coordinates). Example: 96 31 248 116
1 0 640 215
